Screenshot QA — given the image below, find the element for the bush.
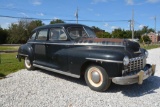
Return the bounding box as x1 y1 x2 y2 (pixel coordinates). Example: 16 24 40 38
0 28 8 44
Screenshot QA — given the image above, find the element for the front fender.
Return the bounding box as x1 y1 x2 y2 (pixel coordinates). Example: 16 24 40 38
68 46 127 77
17 43 34 61
85 49 126 77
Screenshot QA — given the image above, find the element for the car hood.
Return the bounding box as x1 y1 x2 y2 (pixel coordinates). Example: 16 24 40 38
74 38 140 52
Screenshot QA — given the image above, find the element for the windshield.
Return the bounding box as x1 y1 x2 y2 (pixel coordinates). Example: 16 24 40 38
67 26 96 40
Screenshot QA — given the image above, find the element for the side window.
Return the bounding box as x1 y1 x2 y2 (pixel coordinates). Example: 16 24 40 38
36 29 48 40
67 27 88 39
84 27 96 38
30 32 36 40
49 28 67 40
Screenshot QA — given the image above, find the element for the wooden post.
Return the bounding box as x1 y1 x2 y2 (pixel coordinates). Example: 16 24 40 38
0 52 1 64
138 70 144 84
152 64 156 76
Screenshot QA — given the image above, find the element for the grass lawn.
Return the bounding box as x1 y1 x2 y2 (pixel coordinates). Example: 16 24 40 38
0 46 19 51
0 53 24 77
140 44 160 50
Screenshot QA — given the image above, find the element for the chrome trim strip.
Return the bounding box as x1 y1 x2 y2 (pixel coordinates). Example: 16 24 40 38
28 42 73 45
18 53 28 57
129 55 145 62
74 43 125 47
33 64 80 78
28 42 46 45
28 42 125 47
134 50 141 54
86 58 123 63
46 43 73 45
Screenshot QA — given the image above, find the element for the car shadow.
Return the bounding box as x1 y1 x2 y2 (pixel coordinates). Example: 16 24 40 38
107 76 160 97
37 69 160 97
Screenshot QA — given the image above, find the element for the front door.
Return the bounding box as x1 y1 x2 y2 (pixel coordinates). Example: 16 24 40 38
34 29 48 65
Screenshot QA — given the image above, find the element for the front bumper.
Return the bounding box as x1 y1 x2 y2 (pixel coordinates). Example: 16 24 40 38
112 64 156 85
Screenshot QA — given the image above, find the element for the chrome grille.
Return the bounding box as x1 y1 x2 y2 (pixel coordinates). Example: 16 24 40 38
129 58 143 71
123 56 146 76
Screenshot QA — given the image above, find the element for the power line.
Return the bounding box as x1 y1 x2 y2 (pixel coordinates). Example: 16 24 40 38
134 21 142 26
0 15 129 22
0 7 38 13
0 7 73 17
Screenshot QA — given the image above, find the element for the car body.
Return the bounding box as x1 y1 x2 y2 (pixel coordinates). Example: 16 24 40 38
17 23 156 92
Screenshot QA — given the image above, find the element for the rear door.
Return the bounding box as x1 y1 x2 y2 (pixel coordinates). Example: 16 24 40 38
45 27 70 71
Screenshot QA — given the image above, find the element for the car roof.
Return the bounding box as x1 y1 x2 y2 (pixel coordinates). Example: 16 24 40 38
32 23 88 32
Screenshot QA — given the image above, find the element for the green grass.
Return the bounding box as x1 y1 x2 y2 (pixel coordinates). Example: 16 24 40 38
0 46 19 51
0 53 24 77
140 44 160 50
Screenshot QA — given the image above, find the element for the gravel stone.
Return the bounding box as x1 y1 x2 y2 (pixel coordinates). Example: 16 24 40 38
0 48 160 107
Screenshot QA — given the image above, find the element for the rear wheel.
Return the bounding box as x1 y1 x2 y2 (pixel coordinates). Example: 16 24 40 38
85 65 111 92
24 57 35 70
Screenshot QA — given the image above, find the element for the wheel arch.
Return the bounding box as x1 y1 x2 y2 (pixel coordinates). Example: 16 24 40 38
80 61 103 77
80 60 121 78
18 44 34 61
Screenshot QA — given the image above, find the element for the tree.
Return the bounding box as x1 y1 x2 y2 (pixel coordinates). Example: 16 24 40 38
91 26 111 38
7 19 44 44
112 29 124 38
140 35 151 43
134 30 142 40
0 27 9 44
7 20 27 43
123 30 132 38
27 20 44 38
91 26 103 33
50 19 65 24
95 31 111 38
141 26 154 34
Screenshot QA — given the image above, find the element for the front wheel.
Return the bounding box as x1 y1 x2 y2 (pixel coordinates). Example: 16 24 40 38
85 65 111 92
24 57 35 70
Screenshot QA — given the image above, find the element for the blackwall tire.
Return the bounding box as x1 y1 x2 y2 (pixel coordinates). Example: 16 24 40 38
85 65 111 92
24 57 35 70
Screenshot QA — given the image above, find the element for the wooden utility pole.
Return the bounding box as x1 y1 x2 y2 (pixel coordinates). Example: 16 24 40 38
75 7 78 24
154 16 157 43
129 20 132 31
0 52 1 64
155 16 156 33
131 10 134 40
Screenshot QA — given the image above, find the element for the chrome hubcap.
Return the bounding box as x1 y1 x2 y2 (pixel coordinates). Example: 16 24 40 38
91 71 100 83
26 59 30 65
25 57 31 68
87 67 103 87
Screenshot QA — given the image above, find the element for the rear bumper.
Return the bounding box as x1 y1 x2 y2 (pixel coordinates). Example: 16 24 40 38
112 64 156 85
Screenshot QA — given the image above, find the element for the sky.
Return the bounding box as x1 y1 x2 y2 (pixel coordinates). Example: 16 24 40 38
0 0 160 32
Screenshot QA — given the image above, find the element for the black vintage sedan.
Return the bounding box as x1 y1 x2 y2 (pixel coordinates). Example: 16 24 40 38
17 23 156 92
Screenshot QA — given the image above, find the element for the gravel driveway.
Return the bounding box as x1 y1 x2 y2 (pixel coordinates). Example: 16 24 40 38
0 48 160 107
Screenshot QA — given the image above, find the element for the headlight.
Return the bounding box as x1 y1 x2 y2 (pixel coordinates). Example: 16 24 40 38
123 56 129 66
145 51 148 58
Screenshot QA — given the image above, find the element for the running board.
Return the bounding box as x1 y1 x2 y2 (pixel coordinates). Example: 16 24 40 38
33 64 80 78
